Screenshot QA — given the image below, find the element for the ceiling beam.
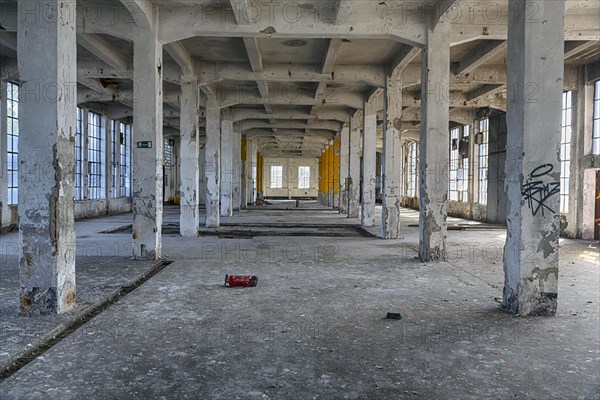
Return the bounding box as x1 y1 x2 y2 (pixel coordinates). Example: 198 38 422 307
564 41 598 59
164 42 194 76
333 0 355 24
388 45 420 76
0 32 17 52
452 40 507 76
77 33 129 70
464 84 506 102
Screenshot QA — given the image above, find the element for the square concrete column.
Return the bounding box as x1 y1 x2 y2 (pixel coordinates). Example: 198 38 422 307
362 100 378 227
17 0 77 314
502 0 565 316
220 108 234 217
241 137 247 209
232 125 242 211
339 125 350 214
382 73 403 239
199 145 206 207
179 77 200 237
205 100 221 227
349 111 362 218
132 27 164 260
245 138 255 206
418 25 450 261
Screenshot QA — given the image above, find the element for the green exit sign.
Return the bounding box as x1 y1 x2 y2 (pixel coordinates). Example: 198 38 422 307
137 141 153 149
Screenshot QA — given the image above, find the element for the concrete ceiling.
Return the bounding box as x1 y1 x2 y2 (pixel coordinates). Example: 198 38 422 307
0 0 598 156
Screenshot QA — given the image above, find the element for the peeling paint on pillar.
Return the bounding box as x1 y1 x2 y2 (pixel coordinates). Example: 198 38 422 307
132 25 164 260
205 102 221 228
17 0 77 315
220 108 234 217
179 77 200 237
348 112 362 218
382 72 402 239
362 103 377 227
418 23 450 261
502 0 564 316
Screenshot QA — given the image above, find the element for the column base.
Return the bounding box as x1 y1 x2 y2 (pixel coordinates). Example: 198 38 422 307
20 286 76 316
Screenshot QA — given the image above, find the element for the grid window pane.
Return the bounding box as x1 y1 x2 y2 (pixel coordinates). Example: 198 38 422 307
298 166 310 189
593 80 600 156
407 142 418 198
560 91 573 213
7 82 19 205
120 123 132 197
478 119 489 205
87 111 105 200
270 166 283 189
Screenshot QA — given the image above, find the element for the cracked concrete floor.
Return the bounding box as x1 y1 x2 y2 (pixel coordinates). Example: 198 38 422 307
0 206 599 399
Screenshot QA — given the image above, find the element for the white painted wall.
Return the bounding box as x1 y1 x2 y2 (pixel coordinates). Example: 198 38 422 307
263 157 319 199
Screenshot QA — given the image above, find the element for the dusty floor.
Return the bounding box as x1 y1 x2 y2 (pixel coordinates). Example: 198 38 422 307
0 203 599 399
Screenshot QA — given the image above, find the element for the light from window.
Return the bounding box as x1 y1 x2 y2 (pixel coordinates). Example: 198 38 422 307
75 107 84 200
270 165 283 189
111 121 118 198
298 166 310 189
120 123 132 197
593 80 600 155
560 91 572 213
407 142 418 198
449 127 461 202
164 138 173 169
478 118 489 205
458 125 469 202
7 82 19 205
87 111 105 200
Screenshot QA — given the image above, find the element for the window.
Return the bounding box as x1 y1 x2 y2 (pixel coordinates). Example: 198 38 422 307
458 125 470 201
478 118 489 205
593 80 600 155
120 123 132 197
449 127 461 202
407 142 418 198
87 111 105 200
164 138 173 169
75 107 84 200
560 91 573 213
111 121 118 198
298 166 310 189
7 82 19 205
270 165 283 189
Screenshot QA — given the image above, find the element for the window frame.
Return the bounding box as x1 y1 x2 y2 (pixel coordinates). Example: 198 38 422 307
270 165 284 189
478 118 489 206
6 82 19 205
298 166 310 189
560 91 573 213
87 111 105 200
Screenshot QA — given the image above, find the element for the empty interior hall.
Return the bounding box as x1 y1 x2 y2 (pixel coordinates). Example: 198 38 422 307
0 0 599 399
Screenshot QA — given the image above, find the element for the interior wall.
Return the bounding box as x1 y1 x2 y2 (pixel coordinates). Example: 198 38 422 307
263 157 319 199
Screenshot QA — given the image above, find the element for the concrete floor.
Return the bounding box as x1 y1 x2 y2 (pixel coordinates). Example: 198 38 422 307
0 205 599 399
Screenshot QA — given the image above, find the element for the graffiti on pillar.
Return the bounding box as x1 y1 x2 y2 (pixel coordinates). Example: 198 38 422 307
521 164 560 217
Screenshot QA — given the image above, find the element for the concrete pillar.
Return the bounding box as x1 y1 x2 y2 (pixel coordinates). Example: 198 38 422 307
241 136 247 209
349 112 362 218
246 138 255 206
362 100 377 227
232 125 242 211
418 25 450 261
199 145 206 207
382 73 403 239
17 0 77 314
132 26 164 259
179 77 200 237
339 125 350 214
220 108 233 217
205 100 221 227
502 0 565 316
